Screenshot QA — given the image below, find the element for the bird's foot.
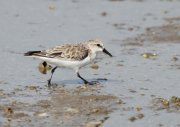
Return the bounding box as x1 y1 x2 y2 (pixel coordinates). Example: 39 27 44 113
47 81 59 89
84 81 98 85
47 79 52 88
84 81 91 85
87 82 94 85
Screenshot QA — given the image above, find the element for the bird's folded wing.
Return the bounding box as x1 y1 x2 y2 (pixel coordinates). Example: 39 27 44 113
37 44 89 61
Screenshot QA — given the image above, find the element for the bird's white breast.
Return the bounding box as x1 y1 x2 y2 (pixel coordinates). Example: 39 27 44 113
31 54 96 70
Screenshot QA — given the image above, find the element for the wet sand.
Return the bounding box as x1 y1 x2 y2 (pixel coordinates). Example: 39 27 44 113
0 0 180 127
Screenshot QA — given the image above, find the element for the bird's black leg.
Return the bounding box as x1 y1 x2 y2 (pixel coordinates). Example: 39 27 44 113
77 72 93 85
48 66 57 87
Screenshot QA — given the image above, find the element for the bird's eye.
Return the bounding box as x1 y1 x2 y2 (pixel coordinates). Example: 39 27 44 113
97 44 101 47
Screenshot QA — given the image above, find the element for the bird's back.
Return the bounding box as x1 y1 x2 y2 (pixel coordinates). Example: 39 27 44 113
25 43 90 61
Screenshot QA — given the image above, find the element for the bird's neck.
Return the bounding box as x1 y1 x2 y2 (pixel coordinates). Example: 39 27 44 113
89 50 97 60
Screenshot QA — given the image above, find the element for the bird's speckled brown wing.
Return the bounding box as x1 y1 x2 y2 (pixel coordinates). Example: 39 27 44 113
34 44 89 61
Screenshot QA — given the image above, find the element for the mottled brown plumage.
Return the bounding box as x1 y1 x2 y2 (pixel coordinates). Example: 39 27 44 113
32 43 90 61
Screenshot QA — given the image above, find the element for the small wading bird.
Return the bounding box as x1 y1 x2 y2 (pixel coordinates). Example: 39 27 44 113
24 39 112 86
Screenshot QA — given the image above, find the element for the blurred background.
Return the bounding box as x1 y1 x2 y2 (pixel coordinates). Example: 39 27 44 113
0 0 180 127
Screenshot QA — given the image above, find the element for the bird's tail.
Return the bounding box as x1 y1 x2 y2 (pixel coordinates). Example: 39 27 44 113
24 51 41 56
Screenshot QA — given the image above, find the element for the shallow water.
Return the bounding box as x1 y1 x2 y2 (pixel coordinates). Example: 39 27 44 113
0 0 180 127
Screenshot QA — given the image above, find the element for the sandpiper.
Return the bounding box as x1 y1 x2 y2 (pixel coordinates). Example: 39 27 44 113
24 39 112 85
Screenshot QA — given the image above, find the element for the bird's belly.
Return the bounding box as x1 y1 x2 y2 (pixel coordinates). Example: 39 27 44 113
36 56 92 69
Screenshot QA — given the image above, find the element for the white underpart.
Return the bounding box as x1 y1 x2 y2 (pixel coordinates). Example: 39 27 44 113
30 52 97 73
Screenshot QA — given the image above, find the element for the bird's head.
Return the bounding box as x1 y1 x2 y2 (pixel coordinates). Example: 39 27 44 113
87 39 112 57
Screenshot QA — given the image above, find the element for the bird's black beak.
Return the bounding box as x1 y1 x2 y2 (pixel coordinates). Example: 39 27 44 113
103 48 112 57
